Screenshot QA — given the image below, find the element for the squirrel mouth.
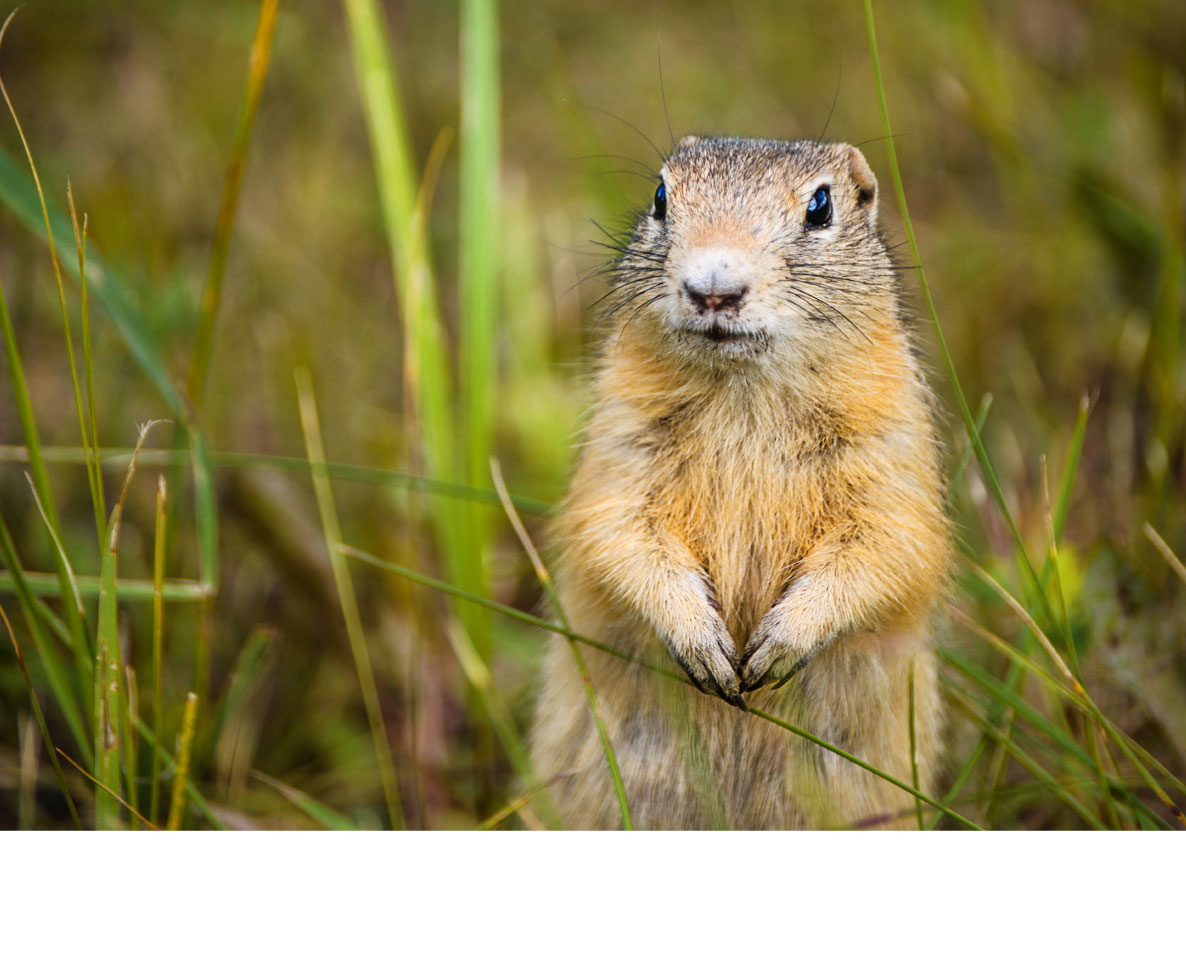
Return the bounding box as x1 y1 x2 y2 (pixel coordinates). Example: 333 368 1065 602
680 320 758 345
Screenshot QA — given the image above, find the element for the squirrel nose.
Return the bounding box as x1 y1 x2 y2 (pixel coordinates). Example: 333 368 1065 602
684 281 748 313
681 248 752 313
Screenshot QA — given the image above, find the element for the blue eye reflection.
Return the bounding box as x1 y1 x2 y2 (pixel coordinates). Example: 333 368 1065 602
805 185 831 228
653 181 667 220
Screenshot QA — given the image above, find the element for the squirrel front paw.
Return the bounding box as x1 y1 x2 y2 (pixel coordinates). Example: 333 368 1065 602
740 587 830 692
660 593 747 710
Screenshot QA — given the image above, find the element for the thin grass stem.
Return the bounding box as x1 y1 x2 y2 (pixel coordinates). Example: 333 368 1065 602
295 367 405 829
490 458 632 829
186 0 280 409
150 474 166 826
166 692 199 830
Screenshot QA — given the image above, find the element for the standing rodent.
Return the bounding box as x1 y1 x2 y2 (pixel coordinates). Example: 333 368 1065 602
529 135 950 829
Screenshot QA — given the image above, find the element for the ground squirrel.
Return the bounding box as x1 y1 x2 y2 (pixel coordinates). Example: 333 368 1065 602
529 135 950 829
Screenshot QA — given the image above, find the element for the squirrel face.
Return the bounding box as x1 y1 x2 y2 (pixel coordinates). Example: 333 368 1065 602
612 136 897 371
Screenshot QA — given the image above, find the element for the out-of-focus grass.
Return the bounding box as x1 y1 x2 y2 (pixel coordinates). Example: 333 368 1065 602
0 0 1183 829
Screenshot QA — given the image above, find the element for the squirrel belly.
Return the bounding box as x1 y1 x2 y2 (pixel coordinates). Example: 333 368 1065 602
529 136 951 829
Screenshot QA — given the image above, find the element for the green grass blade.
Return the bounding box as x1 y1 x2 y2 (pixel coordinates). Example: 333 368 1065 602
0 444 555 514
748 705 982 830
250 770 360 831
123 703 225 831
942 648 1096 773
0 142 183 414
1052 394 1090 541
908 658 923 829
150 474 166 826
1 13 103 550
92 423 160 827
0 572 211 602
491 458 632 829
66 185 106 546
186 0 280 409
123 663 141 829
24 472 91 648
945 683 1106 830
443 616 562 829
1 605 82 828
166 692 199 830
342 0 495 663
458 0 501 630
296 367 405 829
0 260 91 675
94 510 122 829
203 624 274 761
0 512 89 758
862 0 1053 629
946 392 992 504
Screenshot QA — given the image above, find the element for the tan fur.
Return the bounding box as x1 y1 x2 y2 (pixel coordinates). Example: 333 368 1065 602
530 137 950 829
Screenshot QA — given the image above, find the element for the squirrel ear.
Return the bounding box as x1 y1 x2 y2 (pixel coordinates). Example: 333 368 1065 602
844 146 878 215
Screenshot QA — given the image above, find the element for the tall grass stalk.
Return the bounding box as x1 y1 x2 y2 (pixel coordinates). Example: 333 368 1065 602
150 474 167 826
295 367 405 829
458 0 501 640
490 458 631 829
185 0 280 409
66 186 105 546
166 692 199 830
91 421 161 828
443 617 561 829
0 13 104 560
863 0 1058 638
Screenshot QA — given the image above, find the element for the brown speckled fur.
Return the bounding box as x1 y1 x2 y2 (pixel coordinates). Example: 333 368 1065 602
530 136 950 829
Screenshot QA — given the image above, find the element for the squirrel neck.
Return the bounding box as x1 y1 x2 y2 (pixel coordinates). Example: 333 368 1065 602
598 313 920 437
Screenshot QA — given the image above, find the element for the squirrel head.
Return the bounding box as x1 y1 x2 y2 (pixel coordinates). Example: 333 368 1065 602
609 137 899 375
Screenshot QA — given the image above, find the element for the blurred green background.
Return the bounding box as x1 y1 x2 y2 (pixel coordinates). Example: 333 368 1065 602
0 0 1183 829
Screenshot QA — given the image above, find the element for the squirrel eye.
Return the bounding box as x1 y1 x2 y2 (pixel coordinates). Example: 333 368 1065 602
805 185 831 228
653 181 667 220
